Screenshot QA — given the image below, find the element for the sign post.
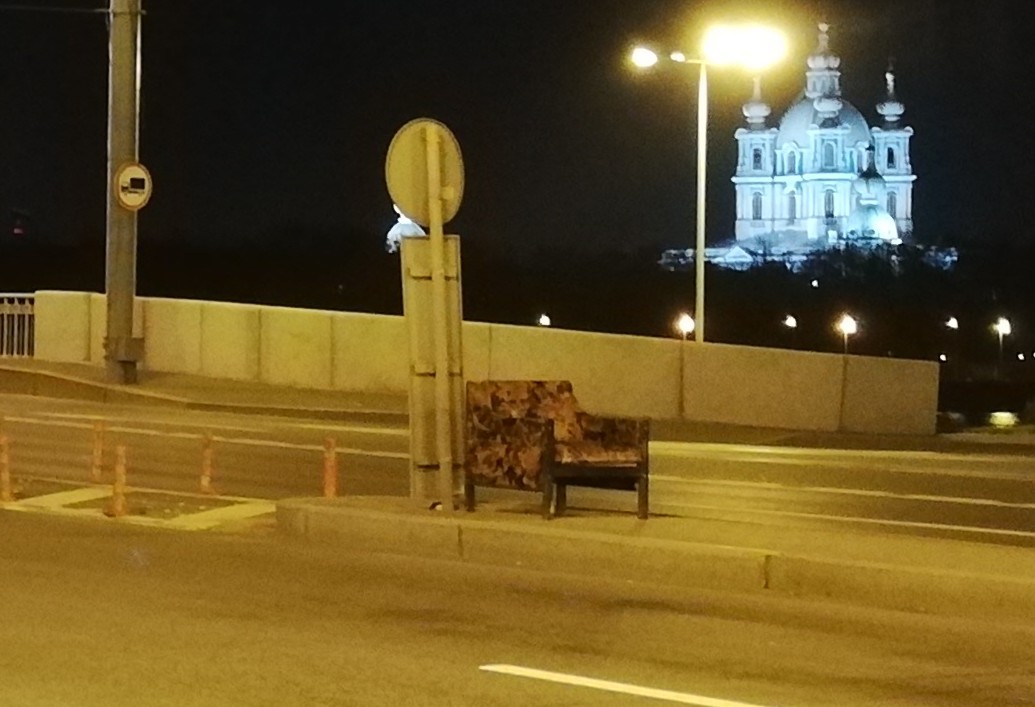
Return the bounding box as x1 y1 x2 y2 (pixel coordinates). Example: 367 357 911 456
105 0 146 384
386 119 465 514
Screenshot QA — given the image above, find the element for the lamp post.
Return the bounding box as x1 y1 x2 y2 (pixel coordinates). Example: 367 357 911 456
945 316 959 379
837 314 858 355
782 314 797 349
674 312 695 418
631 24 787 344
994 317 1011 380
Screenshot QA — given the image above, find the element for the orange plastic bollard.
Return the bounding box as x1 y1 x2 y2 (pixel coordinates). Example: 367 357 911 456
200 433 214 494
91 420 105 483
323 437 338 498
0 434 11 503
109 445 128 518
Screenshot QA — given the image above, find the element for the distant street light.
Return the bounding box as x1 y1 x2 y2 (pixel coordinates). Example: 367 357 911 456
631 23 787 344
537 313 552 327
994 317 1011 379
837 314 858 354
945 316 959 330
675 312 696 340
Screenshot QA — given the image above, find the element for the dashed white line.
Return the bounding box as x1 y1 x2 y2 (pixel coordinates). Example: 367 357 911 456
479 665 775 706
1 415 408 459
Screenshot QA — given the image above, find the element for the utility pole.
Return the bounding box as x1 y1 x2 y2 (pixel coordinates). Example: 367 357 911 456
104 0 143 383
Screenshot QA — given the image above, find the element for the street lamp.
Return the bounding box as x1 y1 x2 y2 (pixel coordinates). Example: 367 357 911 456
631 23 787 344
537 313 552 327
675 312 696 340
993 317 1011 379
837 314 858 354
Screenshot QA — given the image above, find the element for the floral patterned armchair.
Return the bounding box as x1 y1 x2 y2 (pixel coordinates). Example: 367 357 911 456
464 380 650 519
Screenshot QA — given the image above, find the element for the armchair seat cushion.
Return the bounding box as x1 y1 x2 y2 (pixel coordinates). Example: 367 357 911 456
554 441 643 466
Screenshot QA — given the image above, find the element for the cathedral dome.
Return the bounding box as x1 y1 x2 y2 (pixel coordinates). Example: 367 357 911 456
847 204 898 242
776 96 871 148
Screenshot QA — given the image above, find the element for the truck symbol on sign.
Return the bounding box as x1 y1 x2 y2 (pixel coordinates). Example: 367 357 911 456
121 177 148 194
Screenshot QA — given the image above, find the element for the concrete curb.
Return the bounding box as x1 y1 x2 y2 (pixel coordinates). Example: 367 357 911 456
0 365 407 421
0 365 190 407
277 498 1035 623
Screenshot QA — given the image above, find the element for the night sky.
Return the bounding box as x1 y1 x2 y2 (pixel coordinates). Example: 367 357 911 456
1 0 1033 258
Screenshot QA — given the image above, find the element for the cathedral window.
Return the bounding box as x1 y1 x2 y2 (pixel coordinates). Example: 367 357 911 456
887 192 897 217
824 189 836 218
752 148 763 171
822 143 836 170
788 193 797 224
787 152 797 174
887 147 897 170
752 193 763 221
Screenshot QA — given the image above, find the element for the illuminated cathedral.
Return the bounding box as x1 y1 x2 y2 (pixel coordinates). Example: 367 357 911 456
731 22 915 251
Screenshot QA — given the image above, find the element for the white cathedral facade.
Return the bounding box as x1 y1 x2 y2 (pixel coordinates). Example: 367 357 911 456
731 23 915 251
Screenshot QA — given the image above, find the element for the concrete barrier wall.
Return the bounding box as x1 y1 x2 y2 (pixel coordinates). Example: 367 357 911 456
842 355 939 434
332 312 409 392
143 298 202 373
32 291 939 434
260 305 333 389
198 301 261 381
484 324 681 419
33 291 93 362
684 343 846 431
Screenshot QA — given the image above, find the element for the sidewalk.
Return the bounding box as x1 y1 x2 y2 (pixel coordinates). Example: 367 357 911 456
278 493 1035 623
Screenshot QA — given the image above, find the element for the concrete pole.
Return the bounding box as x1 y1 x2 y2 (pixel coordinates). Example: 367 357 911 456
104 0 142 384
425 124 455 516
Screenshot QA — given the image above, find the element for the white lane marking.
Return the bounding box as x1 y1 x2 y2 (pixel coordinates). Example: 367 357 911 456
659 500 1035 540
165 501 276 530
651 476 1035 510
1 416 408 460
650 441 1032 467
34 412 408 438
293 423 408 436
16 487 112 508
479 665 775 706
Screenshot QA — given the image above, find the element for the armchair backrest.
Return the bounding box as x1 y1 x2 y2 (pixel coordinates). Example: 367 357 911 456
465 380 583 442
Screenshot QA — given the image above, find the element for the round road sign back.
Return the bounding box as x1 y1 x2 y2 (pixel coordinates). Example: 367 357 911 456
385 119 464 228
114 162 153 211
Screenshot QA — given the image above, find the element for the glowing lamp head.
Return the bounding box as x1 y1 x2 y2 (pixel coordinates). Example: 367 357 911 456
702 24 787 71
676 313 696 337
783 315 797 329
837 314 858 337
537 313 551 327
994 317 1012 336
945 316 959 330
631 47 659 68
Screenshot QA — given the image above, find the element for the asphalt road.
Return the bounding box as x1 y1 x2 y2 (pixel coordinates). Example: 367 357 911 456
2 394 1034 545
1 512 1033 707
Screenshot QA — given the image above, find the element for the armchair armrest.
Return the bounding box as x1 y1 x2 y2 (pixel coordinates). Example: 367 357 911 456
572 413 650 451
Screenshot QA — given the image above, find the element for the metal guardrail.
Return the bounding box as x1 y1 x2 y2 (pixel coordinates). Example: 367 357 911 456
0 293 34 358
